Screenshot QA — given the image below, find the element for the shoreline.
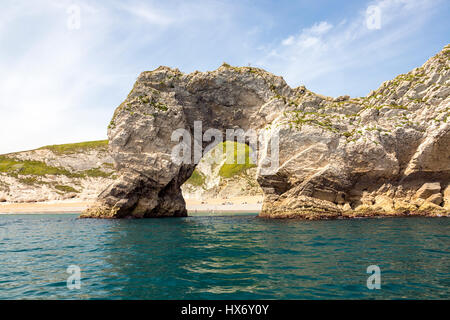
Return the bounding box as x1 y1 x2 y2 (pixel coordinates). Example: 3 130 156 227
0 201 90 214
1 197 447 218
0 196 264 215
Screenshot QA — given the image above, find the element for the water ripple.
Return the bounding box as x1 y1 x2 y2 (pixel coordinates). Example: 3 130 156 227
0 214 448 299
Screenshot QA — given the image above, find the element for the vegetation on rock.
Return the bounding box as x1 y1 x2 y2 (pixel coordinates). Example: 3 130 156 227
40 140 108 154
0 156 75 177
218 142 256 178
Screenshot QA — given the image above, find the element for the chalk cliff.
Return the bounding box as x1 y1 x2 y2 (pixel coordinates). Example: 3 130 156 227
0 141 115 203
82 45 450 219
0 141 261 204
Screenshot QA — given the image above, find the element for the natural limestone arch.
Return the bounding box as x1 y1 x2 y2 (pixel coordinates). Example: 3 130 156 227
82 46 450 219
82 65 287 218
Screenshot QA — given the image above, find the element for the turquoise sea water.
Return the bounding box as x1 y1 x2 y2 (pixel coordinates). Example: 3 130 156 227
0 214 448 300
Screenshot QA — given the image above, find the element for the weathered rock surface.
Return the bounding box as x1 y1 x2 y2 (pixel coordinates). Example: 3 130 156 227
82 45 450 219
181 142 262 200
0 141 116 203
0 140 261 205
414 182 441 200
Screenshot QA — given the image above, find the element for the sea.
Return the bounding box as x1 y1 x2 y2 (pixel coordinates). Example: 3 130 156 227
0 213 448 299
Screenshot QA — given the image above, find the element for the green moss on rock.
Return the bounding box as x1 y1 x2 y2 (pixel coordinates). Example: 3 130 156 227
219 142 256 178
0 156 76 177
55 185 79 193
185 170 206 187
40 140 108 154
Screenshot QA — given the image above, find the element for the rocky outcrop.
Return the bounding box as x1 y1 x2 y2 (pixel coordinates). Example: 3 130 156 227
181 142 263 200
0 140 262 204
82 45 450 219
0 141 116 203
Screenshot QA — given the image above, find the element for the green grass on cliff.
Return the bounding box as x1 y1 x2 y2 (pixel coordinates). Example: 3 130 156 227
185 142 256 186
39 140 109 154
0 156 75 177
55 185 79 193
82 168 112 178
0 156 112 178
218 142 256 179
186 170 206 187
0 140 113 179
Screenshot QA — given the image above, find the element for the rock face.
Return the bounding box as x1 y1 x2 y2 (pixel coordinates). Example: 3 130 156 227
82 45 450 219
0 141 116 203
0 140 261 204
181 142 263 200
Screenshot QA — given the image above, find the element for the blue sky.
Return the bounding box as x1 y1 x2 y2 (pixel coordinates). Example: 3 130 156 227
0 0 449 154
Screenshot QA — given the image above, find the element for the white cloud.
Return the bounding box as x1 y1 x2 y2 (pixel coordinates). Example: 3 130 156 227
0 0 446 154
282 36 294 46
305 21 333 36
0 1 128 154
0 0 261 154
122 4 175 27
281 21 333 49
257 0 444 97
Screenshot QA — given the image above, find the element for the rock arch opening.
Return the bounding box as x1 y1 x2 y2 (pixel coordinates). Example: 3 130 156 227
82 48 450 219
181 141 263 213
82 65 285 218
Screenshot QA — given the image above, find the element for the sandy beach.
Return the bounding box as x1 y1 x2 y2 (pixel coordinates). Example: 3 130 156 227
0 200 91 214
186 195 263 215
0 196 263 215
